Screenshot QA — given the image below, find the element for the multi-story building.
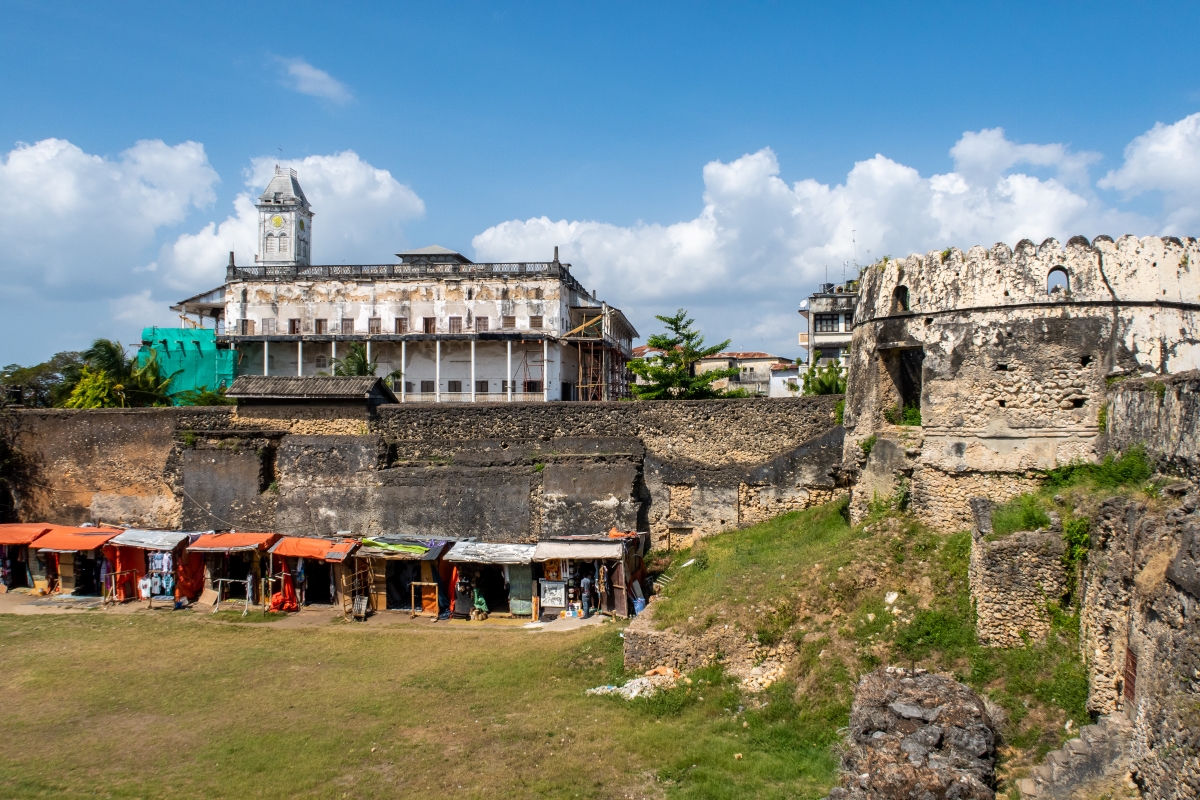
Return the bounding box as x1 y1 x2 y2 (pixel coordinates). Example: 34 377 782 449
696 351 794 396
798 280 858 365
172 167 638 402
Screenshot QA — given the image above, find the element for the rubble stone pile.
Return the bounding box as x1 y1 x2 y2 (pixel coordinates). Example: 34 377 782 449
827 667 996 800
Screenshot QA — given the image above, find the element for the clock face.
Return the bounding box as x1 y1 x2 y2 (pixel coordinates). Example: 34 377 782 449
271 215 283 228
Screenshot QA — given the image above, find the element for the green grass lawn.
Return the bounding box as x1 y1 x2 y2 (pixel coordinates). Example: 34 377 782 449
0 608 840 799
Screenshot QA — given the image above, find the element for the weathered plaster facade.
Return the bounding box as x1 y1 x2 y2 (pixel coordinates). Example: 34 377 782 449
843 235 1200 529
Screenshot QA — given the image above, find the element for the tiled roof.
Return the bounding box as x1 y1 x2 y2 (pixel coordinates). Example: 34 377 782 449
704 352 789 360
227 375 396 401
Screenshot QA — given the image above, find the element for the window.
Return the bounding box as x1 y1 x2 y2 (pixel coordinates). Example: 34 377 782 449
395 317 409 334
475 380 489 394
1048 267 1070 295
532 287 543 299
502 380 509 392
265 236 275 254
423 317 436 334
238 319 255 336
341 318 354 334
476 316 489 332
262 318 277 335
845 311 854 327
314 319 327 334
278 235 288 254
288 319 301 335
529 315 543 329
502 315 516 329
893 286 910 312
420 380 435 393
814 314 839 332
449 316 463 333
448 380 463 393
524 380 543 393
315 355 328 370
368 317 381 335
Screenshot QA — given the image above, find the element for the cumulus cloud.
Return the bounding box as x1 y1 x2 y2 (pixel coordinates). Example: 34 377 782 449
161 150 425 290
1100 112 1200 232
473 127 1155 355
278 58 352 104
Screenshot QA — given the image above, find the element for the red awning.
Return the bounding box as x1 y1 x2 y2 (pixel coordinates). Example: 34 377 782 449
0 523 52 546
269 537 357 561
35 526 123 553
188 532 280 553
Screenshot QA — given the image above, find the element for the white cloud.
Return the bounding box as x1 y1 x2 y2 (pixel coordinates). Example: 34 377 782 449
0 138 217 295
161 150 425 290
1099 112 1200 232
278 58 352 104
473 128 1150 356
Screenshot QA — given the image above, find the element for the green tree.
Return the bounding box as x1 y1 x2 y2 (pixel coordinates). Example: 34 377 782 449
628 309 739 399
329 342 378 377
0 351 84 407
61 340 176 407
800 351 847 395
63 367 119 408
173 386 236 406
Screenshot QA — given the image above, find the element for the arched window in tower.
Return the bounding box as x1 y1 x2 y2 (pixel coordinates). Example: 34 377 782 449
265 236 276 254
278 235 289 254
893 285 910 313
1047 267 1070 295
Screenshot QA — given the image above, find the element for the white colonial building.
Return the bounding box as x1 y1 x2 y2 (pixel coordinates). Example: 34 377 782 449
173 168 638 401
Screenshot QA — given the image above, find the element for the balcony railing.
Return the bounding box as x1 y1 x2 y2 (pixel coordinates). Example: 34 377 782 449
400 392 546 403
230 262 572 282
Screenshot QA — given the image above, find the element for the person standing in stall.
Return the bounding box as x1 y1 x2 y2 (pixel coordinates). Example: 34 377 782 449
580 570 593 619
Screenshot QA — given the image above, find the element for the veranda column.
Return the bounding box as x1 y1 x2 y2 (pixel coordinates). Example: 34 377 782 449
263 341 269 376
366 340 372 373
400 340 406 402
435 340 441 402
332 340 337 362
507 340 513 402
543 339 549 402
297 341 303 376
470 340 476 402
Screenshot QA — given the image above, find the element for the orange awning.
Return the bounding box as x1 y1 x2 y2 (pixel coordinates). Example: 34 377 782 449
269 537 357 561
35 526 123 553
0 523 52 546
188 532 280 553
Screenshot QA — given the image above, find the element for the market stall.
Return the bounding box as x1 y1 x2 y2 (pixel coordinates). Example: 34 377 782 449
34 526 124 596
267 536 358 610
355 537 449 616
532 533 650 619
443 541 536 619
104 529 204 606
186 532 280 607
0 524 50 591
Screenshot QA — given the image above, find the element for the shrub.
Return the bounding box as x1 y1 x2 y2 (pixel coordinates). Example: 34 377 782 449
991 494 1052 537
860 434 877 458
1043 446 1152 490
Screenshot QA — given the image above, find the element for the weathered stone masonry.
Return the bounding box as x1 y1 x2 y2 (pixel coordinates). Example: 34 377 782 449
2 398 844 545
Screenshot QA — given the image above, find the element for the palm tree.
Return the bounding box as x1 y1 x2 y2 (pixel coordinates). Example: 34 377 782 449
329 342 378 377
62 339 177 407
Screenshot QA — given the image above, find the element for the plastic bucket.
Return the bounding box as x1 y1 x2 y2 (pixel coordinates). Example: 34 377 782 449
632 598 647 615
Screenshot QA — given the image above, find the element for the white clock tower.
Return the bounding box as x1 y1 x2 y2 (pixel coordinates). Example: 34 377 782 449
256 165 313 266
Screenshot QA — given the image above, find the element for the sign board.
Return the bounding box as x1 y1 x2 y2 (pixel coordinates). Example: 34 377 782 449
540 580 566 607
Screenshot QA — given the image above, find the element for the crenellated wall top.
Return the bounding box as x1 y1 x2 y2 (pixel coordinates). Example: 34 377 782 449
855 235 1200 323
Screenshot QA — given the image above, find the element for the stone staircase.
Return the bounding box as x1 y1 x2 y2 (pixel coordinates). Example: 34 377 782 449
1015 715 1134 798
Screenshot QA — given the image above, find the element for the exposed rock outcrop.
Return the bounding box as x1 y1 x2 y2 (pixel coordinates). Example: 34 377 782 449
827 667 996 800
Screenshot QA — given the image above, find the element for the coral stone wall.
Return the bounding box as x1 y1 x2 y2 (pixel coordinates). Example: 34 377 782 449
842 235 1200 529
1108 370 1200 477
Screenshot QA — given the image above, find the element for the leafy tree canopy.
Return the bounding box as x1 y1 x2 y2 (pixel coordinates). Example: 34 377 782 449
0 351 84 407
628 309 740 400
174 386 236 406
329 342 378 377
800 352 847 396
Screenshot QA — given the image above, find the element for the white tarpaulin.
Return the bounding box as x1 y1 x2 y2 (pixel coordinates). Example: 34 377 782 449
108 530 199 550
443 542 536 564
532 541 625 561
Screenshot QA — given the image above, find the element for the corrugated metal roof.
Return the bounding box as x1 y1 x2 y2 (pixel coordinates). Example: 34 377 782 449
533 541 625 561
227 375 396 401
443 541 535 564
109 530 199 550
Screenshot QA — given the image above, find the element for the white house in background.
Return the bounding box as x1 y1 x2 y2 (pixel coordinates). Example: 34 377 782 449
172 167 638 402
769 363 802 397
696 351 794 396
798 280 858 365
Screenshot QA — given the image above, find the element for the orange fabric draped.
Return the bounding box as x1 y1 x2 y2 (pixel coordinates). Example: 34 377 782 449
270 537 356 560
175 551 205 601
102 545 145 602
0 524 50 546
269 569 299 612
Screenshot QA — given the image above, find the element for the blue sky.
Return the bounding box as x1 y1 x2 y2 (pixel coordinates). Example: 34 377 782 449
2 0 1199 364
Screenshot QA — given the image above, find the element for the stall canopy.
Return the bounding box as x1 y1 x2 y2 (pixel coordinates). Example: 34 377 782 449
0 524 51 546
187 532 280 553
269 537 358 561
532 540 626 561
356 536 447 560
443 542 536 564
35 526 123 553
109 530 197 550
